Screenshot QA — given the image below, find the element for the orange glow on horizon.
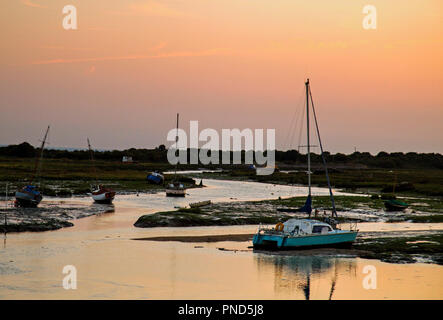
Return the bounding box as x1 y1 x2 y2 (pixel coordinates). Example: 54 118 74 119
0 0 442 153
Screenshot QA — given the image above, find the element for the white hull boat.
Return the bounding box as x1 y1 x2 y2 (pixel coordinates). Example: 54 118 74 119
166 113 187 197
166 183 186 197
91 186 115 204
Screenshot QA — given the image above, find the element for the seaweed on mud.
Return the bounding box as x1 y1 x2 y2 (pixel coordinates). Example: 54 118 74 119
353 233 443 265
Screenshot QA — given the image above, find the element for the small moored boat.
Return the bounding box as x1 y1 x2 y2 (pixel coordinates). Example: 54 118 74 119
87 138 116 204
166 182 186 197
91 185 116 204
166 113 187 197
15 125 50 208
384 199 408 211
147 172 164 184
383 173 408 211
15 185 43 207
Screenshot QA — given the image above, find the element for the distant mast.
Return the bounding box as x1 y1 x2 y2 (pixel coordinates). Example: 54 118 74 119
174 113 179 181
87 138 98 185
31 125 50 184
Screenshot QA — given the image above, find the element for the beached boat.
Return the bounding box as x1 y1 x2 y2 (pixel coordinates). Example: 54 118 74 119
147 172 164 184
15 185 43 207
189 200 211 208
384 199 408 211
253 219 358 249
166 182 186 197
15 126 50 207
166 113 187 197
383 172 408 211
91 185 116 204
253 79 358 249
87 138 115 204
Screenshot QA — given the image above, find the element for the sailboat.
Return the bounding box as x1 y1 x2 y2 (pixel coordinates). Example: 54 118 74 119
384 171 408 211
253 79 358 249
87 138 116 204
166 113 186 197
15 126 50 207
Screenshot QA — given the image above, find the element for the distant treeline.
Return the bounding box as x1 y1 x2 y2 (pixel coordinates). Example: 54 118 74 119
1 142 443 169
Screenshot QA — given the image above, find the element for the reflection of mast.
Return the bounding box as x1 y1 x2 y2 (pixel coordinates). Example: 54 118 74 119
170 247 177 298
255 255 354 299
302 272 310 300
328 259 338 300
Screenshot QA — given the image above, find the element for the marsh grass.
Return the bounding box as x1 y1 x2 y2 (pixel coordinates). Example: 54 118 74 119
0 156 199 195
201 168 443 197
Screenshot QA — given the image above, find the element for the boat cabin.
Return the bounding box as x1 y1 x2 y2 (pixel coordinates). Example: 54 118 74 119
282 219 333 235
168 182 184 189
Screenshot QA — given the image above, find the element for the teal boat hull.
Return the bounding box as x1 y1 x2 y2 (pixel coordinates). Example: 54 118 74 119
253 231 358 250
384 200 408 211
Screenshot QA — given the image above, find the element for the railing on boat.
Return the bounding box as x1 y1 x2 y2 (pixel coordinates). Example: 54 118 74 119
257 220 358 235
256 224 310 236
335 221 358 232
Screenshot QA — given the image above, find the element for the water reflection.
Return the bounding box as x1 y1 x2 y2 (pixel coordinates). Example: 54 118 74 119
92 203 115 215
254 254 357 300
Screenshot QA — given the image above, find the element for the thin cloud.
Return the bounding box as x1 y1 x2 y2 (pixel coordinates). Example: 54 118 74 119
31 48 229 65
87 27 111 32
22 0 47 8
151 42 167 50
40 45 94 52
108 1 185 18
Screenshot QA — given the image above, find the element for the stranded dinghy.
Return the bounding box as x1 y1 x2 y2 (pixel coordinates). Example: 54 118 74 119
15 126 50 207
87 138 115 204
166 113 186 197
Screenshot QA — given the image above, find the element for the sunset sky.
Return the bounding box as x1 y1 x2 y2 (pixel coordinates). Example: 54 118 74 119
1 0 442 154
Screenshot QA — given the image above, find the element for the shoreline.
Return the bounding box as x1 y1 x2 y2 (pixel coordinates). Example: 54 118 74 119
132 231 443 266
133 233 255 242
134 194 443 229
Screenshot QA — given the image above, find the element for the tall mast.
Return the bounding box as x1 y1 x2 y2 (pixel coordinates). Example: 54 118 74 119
4 183 8 236
87 138 98 185
174 113 179 180
309 84 338 217
31 125 50 184
306 79 311 197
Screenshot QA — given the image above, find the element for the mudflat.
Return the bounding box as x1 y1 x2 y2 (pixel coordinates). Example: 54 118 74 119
133 233 255 242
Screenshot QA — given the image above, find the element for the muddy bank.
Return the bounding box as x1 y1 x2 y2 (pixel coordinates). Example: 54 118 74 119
133 234 254 242
134 195 443 228
1 220 74 232
0 202 115 233
134 203 297 228
133 230 443 265
0 175 203 198
266 231 443 265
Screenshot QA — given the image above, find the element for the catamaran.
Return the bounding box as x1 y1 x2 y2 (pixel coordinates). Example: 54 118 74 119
253 79 358 249
87 138 116 204
166 113 186 197
15 126 50 207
